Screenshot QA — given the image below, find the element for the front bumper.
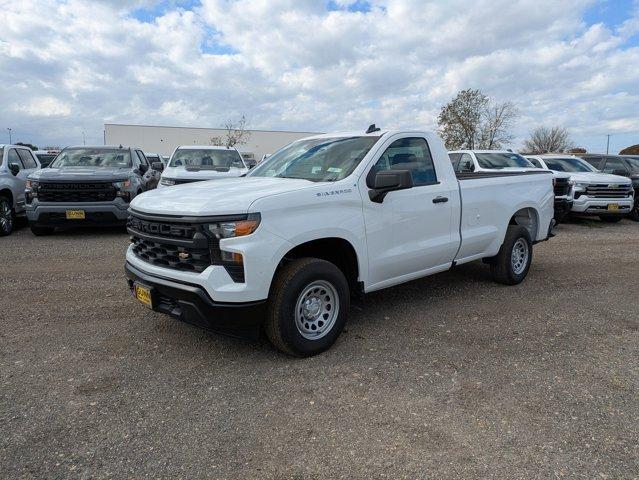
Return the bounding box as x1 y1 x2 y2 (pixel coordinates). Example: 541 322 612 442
125 262 265 340
27 201 130 226
570 197 633 216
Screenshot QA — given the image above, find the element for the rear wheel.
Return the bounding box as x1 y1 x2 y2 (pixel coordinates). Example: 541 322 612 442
30 224 55 236
0 196 14 236
266 258 350 357
490 225 533 285
599 216 623 223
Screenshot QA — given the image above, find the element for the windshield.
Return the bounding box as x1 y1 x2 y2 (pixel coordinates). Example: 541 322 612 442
248 136 379 182
36 154 57 166
169 149 245 170
542 157 595 173
50 148 131 168
475 152 533 169
0 147 3 166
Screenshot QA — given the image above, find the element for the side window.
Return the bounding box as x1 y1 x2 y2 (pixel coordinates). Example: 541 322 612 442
231 153 245 168
8 149 23 170
457 153 474 172
136 151 149 166
17 149 37 169
371 137 437 186
527 158 542 168
602 158 629 175
582 156 602 169
448 153 462 170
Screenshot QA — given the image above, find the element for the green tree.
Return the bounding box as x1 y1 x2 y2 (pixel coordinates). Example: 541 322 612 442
437 89 518 150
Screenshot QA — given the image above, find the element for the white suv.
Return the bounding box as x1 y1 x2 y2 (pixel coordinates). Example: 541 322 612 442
159 146 249 188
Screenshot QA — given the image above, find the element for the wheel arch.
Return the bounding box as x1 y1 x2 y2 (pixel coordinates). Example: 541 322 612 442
273 237 362 295
508 206 539 241
0 188 13 205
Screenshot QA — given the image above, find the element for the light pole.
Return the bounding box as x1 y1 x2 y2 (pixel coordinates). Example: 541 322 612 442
7 128 11 144
82 131 86 145
606 134 610 154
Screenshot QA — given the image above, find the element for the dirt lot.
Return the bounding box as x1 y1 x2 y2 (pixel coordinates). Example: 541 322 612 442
1 218 638 479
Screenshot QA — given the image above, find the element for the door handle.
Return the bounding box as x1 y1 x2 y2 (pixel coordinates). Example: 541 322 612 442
432 196 448 204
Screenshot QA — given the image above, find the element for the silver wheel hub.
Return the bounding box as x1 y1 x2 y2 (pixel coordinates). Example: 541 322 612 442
0 200 11 231
511 238 529 275
295 280 339 340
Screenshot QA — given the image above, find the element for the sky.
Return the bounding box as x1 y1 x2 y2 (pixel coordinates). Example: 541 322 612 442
1 0 638 153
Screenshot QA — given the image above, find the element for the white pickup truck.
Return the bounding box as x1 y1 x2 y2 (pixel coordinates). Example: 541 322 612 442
125 128 554 356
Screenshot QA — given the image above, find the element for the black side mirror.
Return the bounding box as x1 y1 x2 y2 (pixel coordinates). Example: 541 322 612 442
151 161 164 172
9 164 20 176
368 170 413 203
139 163 148 173
612 169 627 176
247 160 257 169
459 161 474 173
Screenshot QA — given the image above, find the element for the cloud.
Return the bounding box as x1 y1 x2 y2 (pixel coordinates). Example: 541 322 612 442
0 0 638 152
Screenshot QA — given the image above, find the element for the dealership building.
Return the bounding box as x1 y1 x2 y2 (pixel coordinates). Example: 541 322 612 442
104 123 320 161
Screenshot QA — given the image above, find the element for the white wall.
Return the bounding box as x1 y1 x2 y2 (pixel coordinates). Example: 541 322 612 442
104 124 320 160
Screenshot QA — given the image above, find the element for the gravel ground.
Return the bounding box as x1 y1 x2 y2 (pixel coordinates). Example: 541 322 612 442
1 218 638 479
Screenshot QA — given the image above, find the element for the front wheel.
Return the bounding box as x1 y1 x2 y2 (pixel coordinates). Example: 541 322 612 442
599 216 623 223
0 196 14 236
266 258 350 357
627 201 639 221
490 225 533 285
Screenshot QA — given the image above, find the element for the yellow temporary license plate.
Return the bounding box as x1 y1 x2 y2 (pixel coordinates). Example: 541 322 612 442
65 209 85 220
607 204 619 211
134 283 153 308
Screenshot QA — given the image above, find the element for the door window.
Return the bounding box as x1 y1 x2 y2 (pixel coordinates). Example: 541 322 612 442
17 149 37 168
136 151 149 167
370 137 437 186
602 157 629 175
527 158 543 168
448 152 462 170
7 149 23 170
457 153 474 172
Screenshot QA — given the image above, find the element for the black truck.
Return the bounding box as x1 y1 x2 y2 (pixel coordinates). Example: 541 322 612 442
25 145 162 234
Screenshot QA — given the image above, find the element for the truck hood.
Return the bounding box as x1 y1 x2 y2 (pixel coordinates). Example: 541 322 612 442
162 166 247 180
564 171 632 185
28 167 131 182
131 176 316 216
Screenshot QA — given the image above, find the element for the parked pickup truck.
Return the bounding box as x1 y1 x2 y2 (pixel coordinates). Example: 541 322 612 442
26 145 162 235
159 145 250 188
577 154 639 221
125 128 555 356
0 144 41 235
523 155 633 223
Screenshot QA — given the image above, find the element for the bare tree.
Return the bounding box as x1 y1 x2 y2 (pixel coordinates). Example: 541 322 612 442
619 144 639 155
210 115 251 148
567 147 587 154
480 101 518 150
523 126 573 154
437 89 518 150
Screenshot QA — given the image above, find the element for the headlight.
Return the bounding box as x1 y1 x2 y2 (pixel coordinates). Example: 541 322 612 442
113 180 131 189
25 180 39 190
160 178 176 186
569 180 588 189
205 213 261 239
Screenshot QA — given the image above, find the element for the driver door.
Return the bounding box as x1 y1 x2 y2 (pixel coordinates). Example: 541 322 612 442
360 135 458 289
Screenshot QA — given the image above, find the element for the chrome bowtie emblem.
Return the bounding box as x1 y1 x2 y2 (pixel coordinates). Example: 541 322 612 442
178 252 190 260
609 184 618 188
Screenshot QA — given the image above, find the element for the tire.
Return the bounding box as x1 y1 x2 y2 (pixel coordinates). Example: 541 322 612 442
490 225 533 285
265 258 350 357
628 200 639 221
30 224 55 236
0 196 14 236
599 216 623 223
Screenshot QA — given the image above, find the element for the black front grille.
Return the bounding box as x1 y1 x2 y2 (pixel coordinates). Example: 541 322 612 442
554 178 570 196
584 184 633 198
128 216 212 273
38 182 117 202
127 213 247 281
